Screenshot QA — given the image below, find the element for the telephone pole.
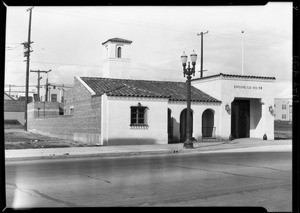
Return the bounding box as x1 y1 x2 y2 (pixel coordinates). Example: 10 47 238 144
241 30 245 75
45 71 52 102
30 69 51 101
45 78 49 102
8 85 14 96
23 6 34 131
197 31 209 78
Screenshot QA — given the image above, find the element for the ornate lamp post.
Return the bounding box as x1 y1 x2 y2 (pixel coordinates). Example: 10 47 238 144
181 50 197 149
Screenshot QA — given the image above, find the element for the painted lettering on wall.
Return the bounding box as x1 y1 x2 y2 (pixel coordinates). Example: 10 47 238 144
234 85 263 90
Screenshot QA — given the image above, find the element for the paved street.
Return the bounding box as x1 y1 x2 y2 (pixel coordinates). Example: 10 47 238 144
5 151 292 211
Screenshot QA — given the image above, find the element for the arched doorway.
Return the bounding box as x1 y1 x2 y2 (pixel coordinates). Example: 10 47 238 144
202 109 215 138
180 109 193 142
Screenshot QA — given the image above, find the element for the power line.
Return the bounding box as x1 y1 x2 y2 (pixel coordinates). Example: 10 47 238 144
5 84 30 87
7 60 102 68
38 7 289 46
4 90 36 93
37 7 200 34
6 53 24 62
5 84 72 87
31 51 53 73
8 59 179 72
48 83 73 88
34 45 94 65
6 44 22 50
6 42 22 44
208 30 276 46
32 61 101 67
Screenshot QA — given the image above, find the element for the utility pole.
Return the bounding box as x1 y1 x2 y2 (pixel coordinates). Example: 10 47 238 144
8 85 13 96
23 6 34 131
197 31 209 78
30 69 51 101
241 30 244 75
45 78 48 102
45 72 52 102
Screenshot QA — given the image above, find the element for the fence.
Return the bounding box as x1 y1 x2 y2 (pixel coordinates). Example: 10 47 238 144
202 127 216 138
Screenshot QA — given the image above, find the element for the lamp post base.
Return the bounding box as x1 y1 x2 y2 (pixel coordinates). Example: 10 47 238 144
183 140 194 149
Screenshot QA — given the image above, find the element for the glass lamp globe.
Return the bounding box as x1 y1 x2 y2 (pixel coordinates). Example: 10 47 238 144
181 51 188 65
190 50 197 63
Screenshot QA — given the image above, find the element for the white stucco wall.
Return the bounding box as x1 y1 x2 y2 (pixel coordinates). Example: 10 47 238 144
101 95 169 145
103 58 131 79
40 86 65 103
192 76 275 140
103 42 131 59
102 42 131 79
101 95 222 145
192 78 223 101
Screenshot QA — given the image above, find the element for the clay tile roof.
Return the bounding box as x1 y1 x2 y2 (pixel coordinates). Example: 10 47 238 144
192 73 276 81
102 38 133 45
80 77 221 103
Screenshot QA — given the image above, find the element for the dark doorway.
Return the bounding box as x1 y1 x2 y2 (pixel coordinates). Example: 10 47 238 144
167 108 173 143
202 109 215 138
231 99 250 138
180 109 193 142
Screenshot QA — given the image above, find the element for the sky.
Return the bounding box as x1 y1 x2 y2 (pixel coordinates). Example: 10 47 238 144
5 3 293 98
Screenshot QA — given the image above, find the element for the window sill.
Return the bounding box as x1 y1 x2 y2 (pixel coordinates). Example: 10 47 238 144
130 124 148 126
130 124 149 130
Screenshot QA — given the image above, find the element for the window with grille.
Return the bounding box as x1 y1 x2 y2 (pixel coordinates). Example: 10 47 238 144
282 104 286 110
130 104 147 126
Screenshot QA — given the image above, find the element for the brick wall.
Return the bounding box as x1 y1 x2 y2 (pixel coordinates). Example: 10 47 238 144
28 77 102 145
28 102 61 118
4 100 25 112
64 87 74 115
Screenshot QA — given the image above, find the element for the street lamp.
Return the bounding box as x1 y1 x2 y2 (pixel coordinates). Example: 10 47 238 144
181 50 197 149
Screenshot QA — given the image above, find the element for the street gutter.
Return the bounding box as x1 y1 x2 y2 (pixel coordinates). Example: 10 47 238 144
5 144 292 162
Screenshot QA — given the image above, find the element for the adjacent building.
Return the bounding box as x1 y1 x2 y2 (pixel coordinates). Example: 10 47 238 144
274 98 292 121
39 84 71 103
4 85 36 101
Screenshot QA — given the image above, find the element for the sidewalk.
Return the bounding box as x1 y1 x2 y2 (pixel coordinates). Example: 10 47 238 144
5 139 292 161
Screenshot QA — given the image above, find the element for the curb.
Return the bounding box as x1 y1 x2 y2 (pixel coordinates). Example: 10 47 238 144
5 149 178 162
5 147 224 162
5 144 292 162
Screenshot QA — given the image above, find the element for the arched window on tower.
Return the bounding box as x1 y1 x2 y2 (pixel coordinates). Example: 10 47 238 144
117 47 122 58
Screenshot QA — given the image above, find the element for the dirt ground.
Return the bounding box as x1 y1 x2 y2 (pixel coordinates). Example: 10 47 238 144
274 120 292 139
4 126 97 150
4 121 292 150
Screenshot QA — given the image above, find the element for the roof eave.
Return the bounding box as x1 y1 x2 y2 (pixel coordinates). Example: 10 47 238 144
102 38 133 45
192 73 276 81
76 76 96 95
